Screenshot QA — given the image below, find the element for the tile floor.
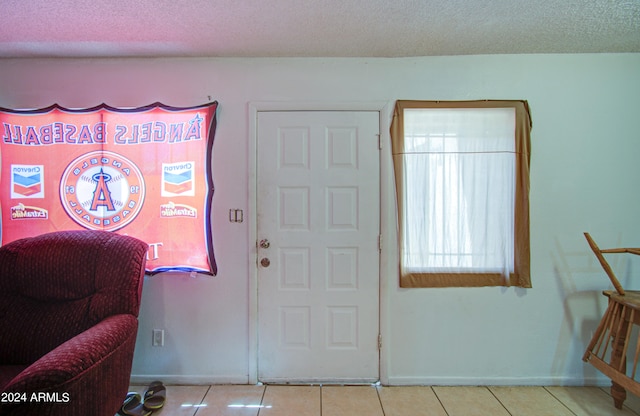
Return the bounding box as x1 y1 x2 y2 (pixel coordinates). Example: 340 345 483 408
127 384 640 416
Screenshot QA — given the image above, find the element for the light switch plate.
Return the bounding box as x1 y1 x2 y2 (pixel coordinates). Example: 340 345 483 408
152 329 164 346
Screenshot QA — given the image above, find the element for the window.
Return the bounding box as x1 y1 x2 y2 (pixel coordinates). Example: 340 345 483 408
390 100 532 288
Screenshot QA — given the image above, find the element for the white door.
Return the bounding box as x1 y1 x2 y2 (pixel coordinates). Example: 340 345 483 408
257 111 380 384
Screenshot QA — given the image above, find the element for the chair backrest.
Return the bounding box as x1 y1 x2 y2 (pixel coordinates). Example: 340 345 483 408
584 232 625 295
0 230 148 364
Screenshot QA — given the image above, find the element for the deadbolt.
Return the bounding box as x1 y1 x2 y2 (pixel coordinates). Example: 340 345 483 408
260 257 271 267
259 239 270 249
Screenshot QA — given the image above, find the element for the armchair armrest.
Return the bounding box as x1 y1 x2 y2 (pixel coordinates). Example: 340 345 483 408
1 314 138 416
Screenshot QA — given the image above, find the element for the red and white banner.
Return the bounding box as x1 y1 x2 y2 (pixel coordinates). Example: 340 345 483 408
0 102 218 275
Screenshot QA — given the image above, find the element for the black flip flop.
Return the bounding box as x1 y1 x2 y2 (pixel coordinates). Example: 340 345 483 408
120 392 152 416
143 381 166 411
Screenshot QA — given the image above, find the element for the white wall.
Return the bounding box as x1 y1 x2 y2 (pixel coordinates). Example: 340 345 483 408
1 54 639 386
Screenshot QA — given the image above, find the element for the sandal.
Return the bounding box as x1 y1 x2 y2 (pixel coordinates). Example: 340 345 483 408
119 392 152 416
143 381 166 410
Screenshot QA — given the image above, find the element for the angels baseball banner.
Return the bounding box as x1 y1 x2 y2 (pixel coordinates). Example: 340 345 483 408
0 101 218 275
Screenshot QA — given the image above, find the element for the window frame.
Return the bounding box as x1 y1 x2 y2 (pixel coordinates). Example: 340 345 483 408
390 100 532 288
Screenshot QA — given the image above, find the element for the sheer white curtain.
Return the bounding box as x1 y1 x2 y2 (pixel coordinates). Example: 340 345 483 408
401 108 516 279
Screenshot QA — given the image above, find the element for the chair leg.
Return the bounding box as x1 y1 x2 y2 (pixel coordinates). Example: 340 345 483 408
609 305 631 409
612 382 626 409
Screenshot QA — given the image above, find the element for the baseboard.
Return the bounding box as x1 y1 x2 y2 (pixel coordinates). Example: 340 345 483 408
130 374 611 387
384 375 610 387
129 374 250 385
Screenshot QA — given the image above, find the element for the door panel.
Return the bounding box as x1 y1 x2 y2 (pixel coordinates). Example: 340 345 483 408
257 111 380 383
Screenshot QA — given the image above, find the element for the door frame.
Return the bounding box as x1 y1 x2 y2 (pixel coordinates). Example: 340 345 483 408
248 101 393 385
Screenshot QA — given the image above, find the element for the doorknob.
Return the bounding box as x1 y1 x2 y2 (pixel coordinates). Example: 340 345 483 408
260 258 271 267
259 239 270 249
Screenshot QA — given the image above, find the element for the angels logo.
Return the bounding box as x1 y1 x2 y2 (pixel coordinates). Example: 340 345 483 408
60 151 145 231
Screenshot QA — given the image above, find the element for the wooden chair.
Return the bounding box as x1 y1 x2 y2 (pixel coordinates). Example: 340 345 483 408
582 232 640 409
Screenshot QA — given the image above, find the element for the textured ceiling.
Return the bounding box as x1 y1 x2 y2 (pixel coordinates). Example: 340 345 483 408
1 0 639 58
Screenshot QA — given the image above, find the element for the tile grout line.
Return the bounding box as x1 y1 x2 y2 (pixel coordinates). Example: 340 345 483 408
257 384 268 416
375 385 386 416
193 385 212 416
542 386 579 416
486 386 514 416
430 386 451 416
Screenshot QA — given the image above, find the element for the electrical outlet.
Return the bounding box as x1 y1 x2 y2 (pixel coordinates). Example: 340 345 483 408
152 329 164 347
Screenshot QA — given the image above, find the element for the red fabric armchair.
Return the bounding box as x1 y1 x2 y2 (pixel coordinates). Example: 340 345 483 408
0 230 148 416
